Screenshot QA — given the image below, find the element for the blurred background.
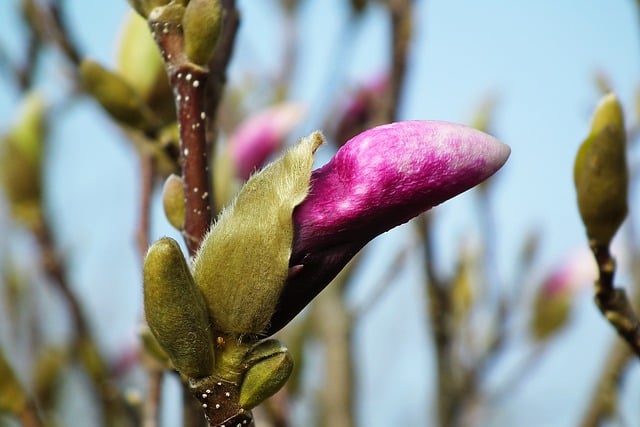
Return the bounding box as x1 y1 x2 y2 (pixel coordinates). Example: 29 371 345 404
0 1 639 426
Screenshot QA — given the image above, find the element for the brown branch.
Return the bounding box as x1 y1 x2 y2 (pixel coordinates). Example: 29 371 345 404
149 14 213 256
416 214 459 427
578 340 634 427
312 277 355 427
379 0 413 123
591 243 640 356
32 220 133 426
19 401 45 427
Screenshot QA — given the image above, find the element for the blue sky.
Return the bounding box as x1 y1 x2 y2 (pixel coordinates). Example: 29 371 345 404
0 1 639 426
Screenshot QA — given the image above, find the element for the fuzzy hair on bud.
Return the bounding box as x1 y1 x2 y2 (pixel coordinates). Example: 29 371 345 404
192 132 323 335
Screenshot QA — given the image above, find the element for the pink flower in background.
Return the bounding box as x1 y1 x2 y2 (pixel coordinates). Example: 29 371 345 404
334 73 388 146
229 102 306 180
541 247 597 298
266 120 511 334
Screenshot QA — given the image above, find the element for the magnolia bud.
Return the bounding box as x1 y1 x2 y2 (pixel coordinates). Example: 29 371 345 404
239 340 293 410
0 351 27 415
162 174 186 230
192 133 323 335
117 12 166 101
0 92 46 228
183 0 223 65
530 292 571 340
144 238 214 378
574 93 628 246
80 59 161 133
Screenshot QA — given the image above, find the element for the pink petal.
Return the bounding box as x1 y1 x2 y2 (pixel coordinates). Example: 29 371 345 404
267 120 510 334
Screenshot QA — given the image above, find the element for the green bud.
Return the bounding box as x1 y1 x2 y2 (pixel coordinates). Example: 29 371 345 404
0 350 27 414
0 92 46 228
80 59 161 133
117 11 166 101
530 292 571 341
239 339 293 410
192 132 324 335
144 237 214 378
162 174 186 230
574 93 628 246
139 325 172 368
183 0 224 65
32 348 66 409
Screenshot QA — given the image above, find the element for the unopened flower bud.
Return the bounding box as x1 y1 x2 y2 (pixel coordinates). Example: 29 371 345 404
162 174 185 230
574 93 628 246
268 120 510 334
183 0 223 66
0 92 46 228
117 12 167 102
192 133 323 335
144 237 214 378
80 59 161 133
0 351 27 415
239 339 293 410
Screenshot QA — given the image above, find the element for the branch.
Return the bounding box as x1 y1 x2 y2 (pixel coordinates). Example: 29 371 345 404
149 14 213 255
578 340 633 427
32 220 133 426
591 243 640 356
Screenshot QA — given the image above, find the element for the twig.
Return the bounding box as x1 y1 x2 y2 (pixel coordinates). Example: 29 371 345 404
590 242 640 356
351 244 411 320
136 153 155 258
149 13 213 255
312 275 355 427
381 0 413 123
416 214 458 427
143 371 163 427
578 340 633 427
33 220 133 426
19 401 45 427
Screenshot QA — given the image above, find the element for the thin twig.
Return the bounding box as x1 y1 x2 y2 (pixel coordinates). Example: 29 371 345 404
19 402 45 427
351 244 411 320
143 371 163 427
380 0 413 123
590 242 640 356
33 220 133 426
578 340 633 427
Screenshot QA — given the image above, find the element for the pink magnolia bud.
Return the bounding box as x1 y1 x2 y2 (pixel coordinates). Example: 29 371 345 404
267 120 510 334
229 102 306 180
540 247 596 298
334 73 388 146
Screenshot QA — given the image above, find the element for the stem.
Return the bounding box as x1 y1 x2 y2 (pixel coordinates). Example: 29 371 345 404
590 242 640 356
416 214 458 427
313 281 355 427
149 13 213 256
19 402 45 427
173 64 213 254
578 340 633 427
382 0 413 123
33 220 132 426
